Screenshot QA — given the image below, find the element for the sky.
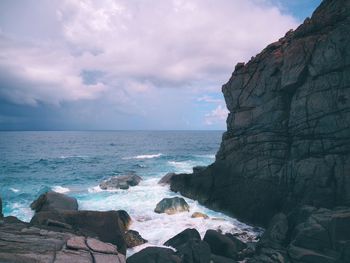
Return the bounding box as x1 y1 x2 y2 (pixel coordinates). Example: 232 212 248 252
0 0 321 130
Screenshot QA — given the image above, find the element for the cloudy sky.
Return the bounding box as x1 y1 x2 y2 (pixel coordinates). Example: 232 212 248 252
0 0 321 130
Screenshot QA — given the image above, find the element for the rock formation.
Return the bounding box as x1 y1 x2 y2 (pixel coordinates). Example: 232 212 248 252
30 191 78 213
171 0 350 227
100 174 142 190
154 197 190 214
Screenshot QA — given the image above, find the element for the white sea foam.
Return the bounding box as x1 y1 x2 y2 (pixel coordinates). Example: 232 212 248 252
9 202 34 222
195 154 215 159
10 188 20 193
52 185 70 193
168 160 199 173
78 178 261 257
123 153 162 160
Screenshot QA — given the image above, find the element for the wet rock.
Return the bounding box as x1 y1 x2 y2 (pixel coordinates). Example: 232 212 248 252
203 230 244 260
193 166 206 174
164 228 201 249
191 212 209 219
210 254 237 263
126 247 181 263
125 230 147 248
99 174 142 190
30 191 78 213
158 172 176 185
175 239 211 263
154 197 190 214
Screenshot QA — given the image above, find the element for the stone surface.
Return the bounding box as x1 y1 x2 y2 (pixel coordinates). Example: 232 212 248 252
154 197 190 214
126 247 181 263
0 217 125 263
203 230 243 260
175 239 211 263
158 172 176 185
125 230 147 248
170 0 350 228
86 237 118 254
31 209 129 255
30 191 78 213
211 254 237 263
191 212 209 219
99 174 142 190
164 228 201 249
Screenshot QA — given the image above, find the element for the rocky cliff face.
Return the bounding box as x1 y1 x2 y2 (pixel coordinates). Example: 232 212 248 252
171 0 350 227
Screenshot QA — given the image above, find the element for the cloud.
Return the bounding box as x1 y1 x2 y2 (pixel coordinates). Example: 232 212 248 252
0 0 300 129
205 105 229 125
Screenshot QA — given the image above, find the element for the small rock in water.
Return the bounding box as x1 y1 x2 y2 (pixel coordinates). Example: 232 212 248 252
125 230 147 248
191 212 209 219
154 197 190 215
99 174 142 190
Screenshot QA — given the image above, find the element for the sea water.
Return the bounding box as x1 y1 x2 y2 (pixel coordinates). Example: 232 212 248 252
0 131 261 255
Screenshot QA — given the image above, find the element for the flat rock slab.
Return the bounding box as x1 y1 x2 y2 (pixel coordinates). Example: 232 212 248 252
87 237 118 254
67 236 89 251
93 252 126 263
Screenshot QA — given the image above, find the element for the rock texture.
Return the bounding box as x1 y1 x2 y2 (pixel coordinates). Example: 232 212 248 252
30 191 78 213
31 209 130 255
0 217 126 263
154 197 190 214
125 230 147 248
171 0 350 227
99 174 142 190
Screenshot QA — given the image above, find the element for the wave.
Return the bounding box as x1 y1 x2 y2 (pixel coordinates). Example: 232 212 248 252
123 153 162 160
10 188 20 193
168 160 197 173
52 185 70 193
194 154 215 159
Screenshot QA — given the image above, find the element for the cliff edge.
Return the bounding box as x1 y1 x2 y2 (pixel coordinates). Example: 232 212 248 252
171 0 350 227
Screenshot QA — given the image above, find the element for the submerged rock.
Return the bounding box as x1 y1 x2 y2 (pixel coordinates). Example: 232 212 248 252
126 247 181 263
154 197 190 215
125 230 147 248
99 174 142 190
30 191 78 213
158 172 176 185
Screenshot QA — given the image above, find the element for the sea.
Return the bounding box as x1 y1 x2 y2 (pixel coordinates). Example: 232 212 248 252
0 131 261 255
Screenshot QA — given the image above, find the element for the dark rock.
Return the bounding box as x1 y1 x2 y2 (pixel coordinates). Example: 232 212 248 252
154 197 190 214
0 217 126 263
31 210 130 255
224 233 247 252
170 0 350 228
164 228 201 249
125 230 147 248
158 172 176 185
175 239 211 263
193 166 206 174
211 254 236 263
99 174 142 190
126 247 181 263
203 230 243 260
0 196 3 218
30 191 78 213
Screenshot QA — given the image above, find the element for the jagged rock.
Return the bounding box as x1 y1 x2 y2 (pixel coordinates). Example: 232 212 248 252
164 228 201 249
125 230 147 248
193 166 206 174
158 173 176 185
0 218 126 263
170 0 350 228
31 210 130 255
191 212 209 219
99 174 142 190
203 230 244 260
154 197 190 214
175 239 211 263
126 247 181 263
30 191 78 213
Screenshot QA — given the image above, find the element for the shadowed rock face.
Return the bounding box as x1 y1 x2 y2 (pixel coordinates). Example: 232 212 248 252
171 0 350 227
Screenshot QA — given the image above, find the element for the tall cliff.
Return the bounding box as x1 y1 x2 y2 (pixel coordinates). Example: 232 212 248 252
171 0 350 227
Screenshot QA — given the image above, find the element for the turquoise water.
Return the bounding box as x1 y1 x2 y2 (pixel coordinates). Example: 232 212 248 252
0 131 259 252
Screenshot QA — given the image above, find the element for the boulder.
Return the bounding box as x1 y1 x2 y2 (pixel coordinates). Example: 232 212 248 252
175 239 211 263
31 210 130 255
193 166 206 174
164 228 201 249
203 230 244 260
125 230 147 248
191 212 209 219
126 247 181 263
154 197 190 215
210 254 237 263
0 217 126 263
30 191 78 213
99 174 142 190
158 173 176 185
